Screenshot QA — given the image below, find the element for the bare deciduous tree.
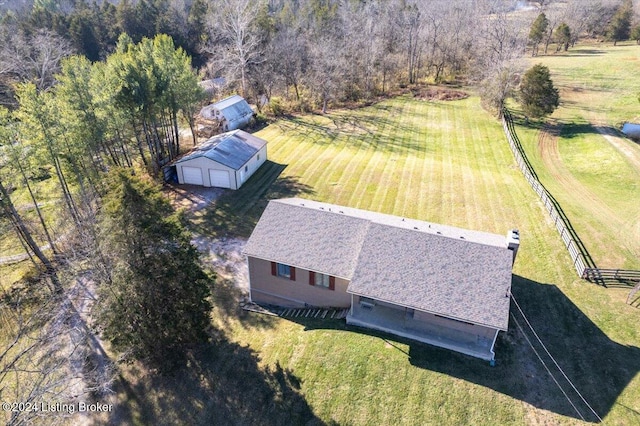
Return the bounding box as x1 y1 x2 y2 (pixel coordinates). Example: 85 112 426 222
0 29 72 91
209 0 266 97
474 0 528 116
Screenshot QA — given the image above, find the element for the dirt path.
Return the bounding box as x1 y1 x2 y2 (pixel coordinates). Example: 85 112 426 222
537 124 625 229
164 183 225 212
592 123 640 172
537 124 640 265
192 236 249 292
164 183 250 293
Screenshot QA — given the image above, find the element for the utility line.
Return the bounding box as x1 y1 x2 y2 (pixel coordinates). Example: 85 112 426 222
510 313 585 421
511 294 603 422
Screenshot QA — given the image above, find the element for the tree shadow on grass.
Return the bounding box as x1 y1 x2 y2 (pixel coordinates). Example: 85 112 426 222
509 110 621 141
284 275 640 423
190 161 315 239
110 334 326 426
271 101 454 156
550 49 607 57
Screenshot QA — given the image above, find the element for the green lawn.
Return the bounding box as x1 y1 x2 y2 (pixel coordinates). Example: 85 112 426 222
0 172 62 259
512 42 640 269
118 91 640 425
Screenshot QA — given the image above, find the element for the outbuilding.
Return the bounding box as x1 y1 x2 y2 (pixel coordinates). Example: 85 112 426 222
174 130 267 189
200 94 254 132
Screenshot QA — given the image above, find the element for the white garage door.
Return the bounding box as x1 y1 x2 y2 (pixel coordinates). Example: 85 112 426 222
182 166 203 185
209 169 231 188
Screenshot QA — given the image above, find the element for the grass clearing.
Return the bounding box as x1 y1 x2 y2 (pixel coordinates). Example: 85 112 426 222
0 173 64 258
512 42 640 269
115 87 640 425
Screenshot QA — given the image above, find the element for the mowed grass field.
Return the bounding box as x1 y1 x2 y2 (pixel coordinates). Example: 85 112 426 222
150 92 640 425
512 42 640 269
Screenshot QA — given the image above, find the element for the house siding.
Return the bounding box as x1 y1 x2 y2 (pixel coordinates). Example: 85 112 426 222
248 257 350 308
215 104 253 131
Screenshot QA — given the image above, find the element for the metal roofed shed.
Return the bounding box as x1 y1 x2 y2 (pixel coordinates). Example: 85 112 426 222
174 130 267 189
199 95 254 132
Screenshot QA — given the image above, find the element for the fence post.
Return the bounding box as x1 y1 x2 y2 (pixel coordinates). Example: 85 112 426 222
500 108 605 285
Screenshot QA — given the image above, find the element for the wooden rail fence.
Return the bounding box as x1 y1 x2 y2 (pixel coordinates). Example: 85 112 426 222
501 109 639 288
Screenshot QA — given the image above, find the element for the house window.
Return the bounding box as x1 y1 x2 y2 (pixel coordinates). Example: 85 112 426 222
359 297 375 310
308 271 335 290
245 165 248 172
277 263 290 278
315 273 330 288
271 262 296 281
257 154 260 161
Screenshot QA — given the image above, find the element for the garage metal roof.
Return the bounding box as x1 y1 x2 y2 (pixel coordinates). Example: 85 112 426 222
175 130 267 170
200 95 253 123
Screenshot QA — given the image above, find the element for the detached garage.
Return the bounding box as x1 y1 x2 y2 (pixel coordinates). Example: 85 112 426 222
174 130 267 189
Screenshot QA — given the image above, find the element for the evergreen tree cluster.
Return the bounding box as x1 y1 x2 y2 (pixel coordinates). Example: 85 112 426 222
1 0 208 64
0 35 209 370
95 169 213 369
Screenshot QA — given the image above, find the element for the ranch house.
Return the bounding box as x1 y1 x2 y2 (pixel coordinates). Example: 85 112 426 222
199 94 254 132
243 198 520 362
174 130 267 189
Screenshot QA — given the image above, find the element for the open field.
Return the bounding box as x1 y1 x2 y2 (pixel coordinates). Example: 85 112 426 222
115 92 640 425
512 42 640 269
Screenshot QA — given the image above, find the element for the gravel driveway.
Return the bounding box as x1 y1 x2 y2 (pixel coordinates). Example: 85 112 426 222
165 183 250 293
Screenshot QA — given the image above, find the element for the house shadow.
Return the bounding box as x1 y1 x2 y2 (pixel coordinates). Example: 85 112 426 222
408 275 640 423
109 333 326 426
286 275 640 423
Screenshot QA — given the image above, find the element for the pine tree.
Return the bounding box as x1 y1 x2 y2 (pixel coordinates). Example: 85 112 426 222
95 169 213 370
519 64 559 118
529 13 549 56
631 25 640 45
607 0 633 46
555 23 571 52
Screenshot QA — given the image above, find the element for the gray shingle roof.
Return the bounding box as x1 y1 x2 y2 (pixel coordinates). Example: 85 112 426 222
175 130 266 170
349 223 513 330
243 200 370 279
244 198 514 330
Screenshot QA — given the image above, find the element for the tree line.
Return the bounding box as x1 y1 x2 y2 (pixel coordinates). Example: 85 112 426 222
0 0 637 420
0 34 212 423
1 0 638 114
